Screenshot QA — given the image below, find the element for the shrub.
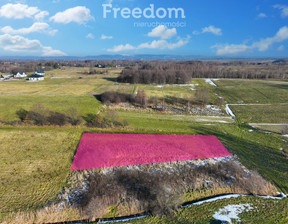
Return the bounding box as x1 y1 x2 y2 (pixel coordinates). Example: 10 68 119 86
47 112 68 126
16 108 28 121
66 107 83 126
27 111 47 126
83 113 108 128
281 125 288 135
194 88 210 105
101 92 133 105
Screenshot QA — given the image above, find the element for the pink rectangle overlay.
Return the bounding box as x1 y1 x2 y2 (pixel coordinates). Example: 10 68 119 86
71 133 231 170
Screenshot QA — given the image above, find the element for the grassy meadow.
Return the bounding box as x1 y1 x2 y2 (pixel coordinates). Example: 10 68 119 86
127 196 288 223
0 128 82 220
215 79 288 104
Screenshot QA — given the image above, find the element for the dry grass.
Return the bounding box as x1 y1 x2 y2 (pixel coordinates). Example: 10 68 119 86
63 160 277 221
2 205 83 224
0 128 81 220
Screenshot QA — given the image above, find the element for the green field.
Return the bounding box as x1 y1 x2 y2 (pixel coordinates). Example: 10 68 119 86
215 79 288 104
230 104 288 123
0 128 82 219
127 197 288 223
0 95 101 121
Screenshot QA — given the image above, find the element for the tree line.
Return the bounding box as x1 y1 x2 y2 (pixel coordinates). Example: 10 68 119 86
13 103 128 128
117 61 288 84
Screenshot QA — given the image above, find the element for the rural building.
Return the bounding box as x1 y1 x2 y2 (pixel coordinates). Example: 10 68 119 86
35 70 45 76
13 72 27 78
29 74 44 81
96 64 105 68
1 73 11 79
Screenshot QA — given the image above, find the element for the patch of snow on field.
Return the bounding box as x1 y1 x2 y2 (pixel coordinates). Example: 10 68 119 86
155 84 199 89
225 104 236 117
196 119 231 123
98 215 148 223
206 105 222 112
213 204 253 223
283 135 288 138
205 79 217 87
188 194 243 206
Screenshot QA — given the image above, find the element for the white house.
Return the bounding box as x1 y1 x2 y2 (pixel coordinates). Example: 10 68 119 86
29 74 44 81
35 70 45 76
14 72 27 78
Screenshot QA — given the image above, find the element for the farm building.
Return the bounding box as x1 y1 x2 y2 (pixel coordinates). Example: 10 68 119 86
29 74 44 81
13 72 27 78
35 70 45 76
1 73 11 79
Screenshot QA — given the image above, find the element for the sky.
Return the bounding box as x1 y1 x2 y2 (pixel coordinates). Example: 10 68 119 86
0 0 288 58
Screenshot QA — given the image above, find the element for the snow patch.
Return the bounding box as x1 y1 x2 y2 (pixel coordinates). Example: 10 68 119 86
196 119 231 123
205 79 217 87
184 194 243 207
213 204 253 223
225 104 236 117
98 215 148 223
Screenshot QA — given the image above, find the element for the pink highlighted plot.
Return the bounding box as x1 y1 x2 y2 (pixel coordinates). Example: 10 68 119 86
71 133 232 170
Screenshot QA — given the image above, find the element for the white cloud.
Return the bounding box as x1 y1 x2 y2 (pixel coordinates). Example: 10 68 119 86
202 25 222 36
86 33 95 39
101 34 113 40
212 44 251 55
0 34 66 56
274 5 288 18
212 26 288 55
0 22 57 36
35 11 49 21
0 3 45 20
278 45 285 51
139 38 189 50
193 25 222 36
147 25 177 39
252 26 288 51
108 44 135 52
50 6 95 24
257 13 267 18
108 36 190 52
42 46 67 57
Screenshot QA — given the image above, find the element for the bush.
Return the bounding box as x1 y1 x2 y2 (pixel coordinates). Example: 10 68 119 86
47 112 68 126
101 91 134 105
281 125 288 135
194 88 210 105
16 109 28 121
77 160 276 219
66 107 83 126
83 113 109 128
27 111 48 126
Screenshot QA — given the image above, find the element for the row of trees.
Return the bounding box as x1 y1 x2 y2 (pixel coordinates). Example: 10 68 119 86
117 61 288 84
15 103 129 128
101 91 149 107
101 88 213 109
16 104 83 126
117 70 190 84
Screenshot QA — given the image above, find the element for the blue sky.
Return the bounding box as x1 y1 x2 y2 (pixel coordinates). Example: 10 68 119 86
0 0 287 57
